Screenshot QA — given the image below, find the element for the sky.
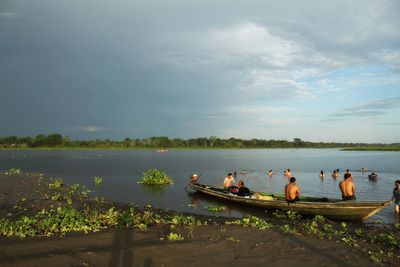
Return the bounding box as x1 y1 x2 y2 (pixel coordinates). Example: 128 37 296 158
1 0 400 143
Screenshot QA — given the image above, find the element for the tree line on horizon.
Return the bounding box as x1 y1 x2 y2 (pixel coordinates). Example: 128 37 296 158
0 134 398 149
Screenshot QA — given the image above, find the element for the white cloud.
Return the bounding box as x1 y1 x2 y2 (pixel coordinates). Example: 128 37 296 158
82 126 109 133
204 23 301 67
151 22 340 101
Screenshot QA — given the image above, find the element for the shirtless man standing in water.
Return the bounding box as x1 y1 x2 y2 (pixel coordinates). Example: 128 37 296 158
339 173 356 200
285 177 300 202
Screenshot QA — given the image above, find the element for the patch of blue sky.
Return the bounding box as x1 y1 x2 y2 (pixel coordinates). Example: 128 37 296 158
303 64 400 99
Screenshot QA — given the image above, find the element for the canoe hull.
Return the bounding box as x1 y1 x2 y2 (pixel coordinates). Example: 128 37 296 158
187 183 391 221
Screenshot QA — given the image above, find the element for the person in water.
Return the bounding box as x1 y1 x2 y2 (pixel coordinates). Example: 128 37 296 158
283 169 291 178
237 180 251 197
285 177 300 202
392 180 400 215
223 173 236 188
268 170 273 177
319 170 325 179
339 173 356 201
332 170 340 178
190 174 199 184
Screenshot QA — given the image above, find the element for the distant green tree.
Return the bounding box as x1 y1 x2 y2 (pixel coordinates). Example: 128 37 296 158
45 133 63 146
3 136 18 146
34 134 46 147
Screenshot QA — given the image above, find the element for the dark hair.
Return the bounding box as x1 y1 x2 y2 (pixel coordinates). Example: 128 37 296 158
287 169 291 172
395 180 400 184
290 177 296 183
344 173 352 179
228 173 232 176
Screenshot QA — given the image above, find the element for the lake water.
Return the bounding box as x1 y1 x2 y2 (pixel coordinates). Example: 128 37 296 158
1 149 399 223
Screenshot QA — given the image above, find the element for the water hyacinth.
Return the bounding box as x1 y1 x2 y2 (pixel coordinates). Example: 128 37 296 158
138 169 173 185
94 176 103 186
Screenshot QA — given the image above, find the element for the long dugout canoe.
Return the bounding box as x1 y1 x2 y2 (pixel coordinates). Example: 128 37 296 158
187 183 392 221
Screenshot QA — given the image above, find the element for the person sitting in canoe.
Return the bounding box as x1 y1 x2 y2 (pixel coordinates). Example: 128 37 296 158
339 173 356 201
224 173 237 193
237 180 251 197
285 177 300 202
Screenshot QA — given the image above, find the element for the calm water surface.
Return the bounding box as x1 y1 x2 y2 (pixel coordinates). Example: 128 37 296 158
1 149 399 223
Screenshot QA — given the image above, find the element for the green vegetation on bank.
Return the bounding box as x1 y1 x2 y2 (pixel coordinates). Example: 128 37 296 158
1 134 399 149
0 173 399 264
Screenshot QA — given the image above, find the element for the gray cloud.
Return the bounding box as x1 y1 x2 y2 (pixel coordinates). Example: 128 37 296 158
1 0 399 141
343 97 400 112
328 97 400 120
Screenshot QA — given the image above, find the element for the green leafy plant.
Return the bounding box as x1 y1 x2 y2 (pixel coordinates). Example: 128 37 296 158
138 169 173 185
302 220 324 238
272 210 287 218
48 178 64 190
286 210 301 220
226 216 273 230
166 232 184 241
205 205 226 212
368 250 386 263
280 224 298 234
5 168 21 175
168 214 201 227
94 176 103 186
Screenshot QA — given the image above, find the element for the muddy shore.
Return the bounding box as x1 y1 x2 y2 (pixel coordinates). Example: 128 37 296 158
0 172 399 266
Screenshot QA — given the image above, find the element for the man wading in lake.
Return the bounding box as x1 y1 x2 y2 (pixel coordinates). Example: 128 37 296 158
339 173 356 201
285 177 300 202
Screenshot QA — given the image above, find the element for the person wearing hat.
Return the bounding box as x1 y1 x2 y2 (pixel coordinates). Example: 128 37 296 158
191 174 199 184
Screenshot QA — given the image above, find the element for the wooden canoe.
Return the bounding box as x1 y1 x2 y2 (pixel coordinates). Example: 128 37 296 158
187 183 392 221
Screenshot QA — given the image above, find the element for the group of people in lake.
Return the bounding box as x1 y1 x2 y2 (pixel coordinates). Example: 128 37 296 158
190 170 400 215
285 170 356 201
221 171 354 202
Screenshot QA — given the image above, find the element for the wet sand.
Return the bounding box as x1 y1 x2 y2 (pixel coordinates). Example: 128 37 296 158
0 173 393 266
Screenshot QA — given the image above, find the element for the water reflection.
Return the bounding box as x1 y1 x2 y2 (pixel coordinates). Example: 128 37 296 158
139 184 168 195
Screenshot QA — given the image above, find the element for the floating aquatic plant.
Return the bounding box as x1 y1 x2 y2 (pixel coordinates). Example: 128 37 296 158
94 176 103 186
205 205 226 212
138 169 173 185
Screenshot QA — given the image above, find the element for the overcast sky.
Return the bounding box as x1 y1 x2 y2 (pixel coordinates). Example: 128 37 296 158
1 0 400 143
